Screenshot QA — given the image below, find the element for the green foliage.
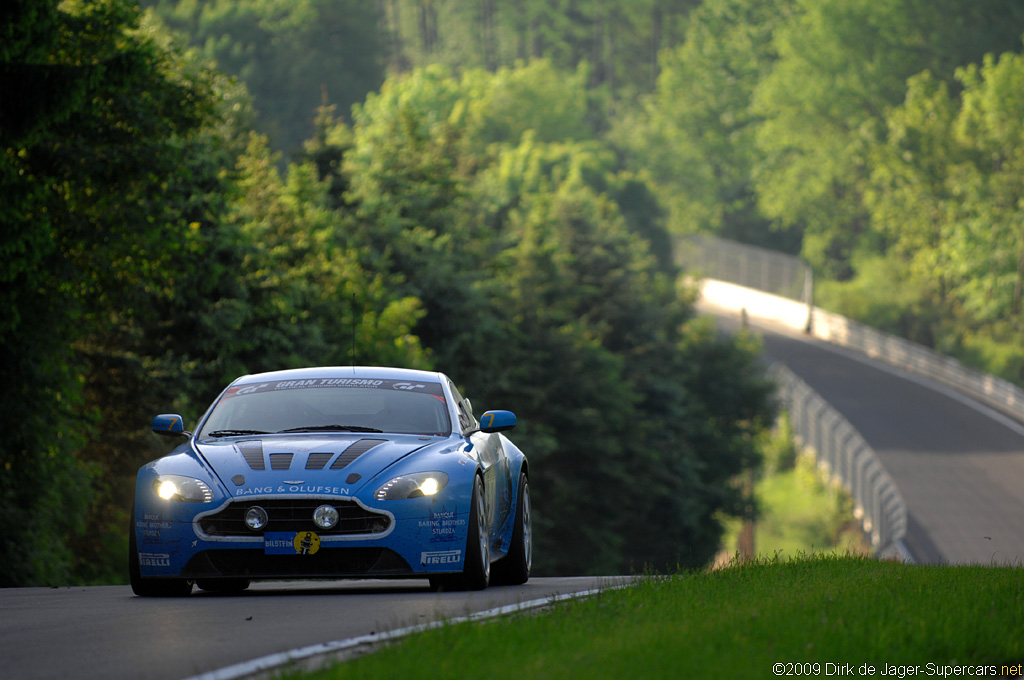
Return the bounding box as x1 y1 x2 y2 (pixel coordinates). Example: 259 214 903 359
0 0 235 585
333 62 778 574
814 254 938 345
145 0 385 155
459 60 598 146
378 0 697 95
752 0 1024 278
721 451 870 561
862 50 1024 381
0 1 429 586
612 0 1024 390
218 133 430 376
613 0 798 252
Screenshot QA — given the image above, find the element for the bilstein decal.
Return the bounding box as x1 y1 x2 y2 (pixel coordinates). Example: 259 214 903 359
263 531 322 555
294 531 320 555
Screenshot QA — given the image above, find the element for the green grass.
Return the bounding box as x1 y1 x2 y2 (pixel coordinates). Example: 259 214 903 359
718 453 871 563
717 411 872 562
284 556 1024 680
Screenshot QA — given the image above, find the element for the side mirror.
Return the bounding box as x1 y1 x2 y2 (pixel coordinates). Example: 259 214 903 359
479 410 517 433
152 414 188 437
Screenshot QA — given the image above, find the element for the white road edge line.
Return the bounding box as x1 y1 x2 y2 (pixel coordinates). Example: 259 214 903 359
181 584 627 680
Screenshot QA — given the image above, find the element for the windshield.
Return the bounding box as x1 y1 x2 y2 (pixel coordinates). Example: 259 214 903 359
198 378 451 438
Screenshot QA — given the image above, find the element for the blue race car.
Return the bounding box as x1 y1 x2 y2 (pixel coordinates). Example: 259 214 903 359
130 366 530 596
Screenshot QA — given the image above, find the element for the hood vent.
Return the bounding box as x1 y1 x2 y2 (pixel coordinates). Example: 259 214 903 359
237 440 265 470
269 453 294 470
330 439 386 470
305 452 333 470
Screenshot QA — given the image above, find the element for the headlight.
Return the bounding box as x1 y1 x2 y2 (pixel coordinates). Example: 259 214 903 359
245 506 269 530
374 472 449 501
152 475 214 503
313 504 339 529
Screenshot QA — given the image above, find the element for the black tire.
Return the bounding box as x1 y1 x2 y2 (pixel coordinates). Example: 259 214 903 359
128 506 193 597
491 472 531 586
430 475 490 591
196 578 251 594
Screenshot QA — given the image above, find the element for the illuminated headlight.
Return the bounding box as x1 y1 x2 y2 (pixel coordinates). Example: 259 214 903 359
245 506 269 531
313 504 339 529
374 472 449 501
153 475 214 503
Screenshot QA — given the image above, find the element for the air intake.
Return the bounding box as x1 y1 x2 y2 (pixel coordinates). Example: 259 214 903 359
269 453 294 470
237 440 265 470
305 452 333 470
330 439 386 470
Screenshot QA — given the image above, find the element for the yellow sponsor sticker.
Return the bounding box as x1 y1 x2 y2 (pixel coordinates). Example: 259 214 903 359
293 531 321 555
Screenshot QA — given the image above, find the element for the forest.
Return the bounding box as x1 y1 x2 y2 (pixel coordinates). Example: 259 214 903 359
3 0 1024 587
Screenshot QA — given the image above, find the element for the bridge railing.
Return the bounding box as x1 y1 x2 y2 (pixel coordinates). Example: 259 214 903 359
810 308 1024 424
675 234 812 304
682 235 1024 559
677 234 1024 425
770 363 907 559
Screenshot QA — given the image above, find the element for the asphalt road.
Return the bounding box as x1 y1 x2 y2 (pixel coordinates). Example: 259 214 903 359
6 315 1024 680
0 577 625 680
743 315 1024 566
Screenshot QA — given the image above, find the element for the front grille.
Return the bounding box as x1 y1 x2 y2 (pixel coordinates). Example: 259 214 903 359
199 499 391 537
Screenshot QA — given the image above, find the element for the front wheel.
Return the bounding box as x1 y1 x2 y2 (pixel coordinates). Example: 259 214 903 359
491 472 531 586
430 475 490 591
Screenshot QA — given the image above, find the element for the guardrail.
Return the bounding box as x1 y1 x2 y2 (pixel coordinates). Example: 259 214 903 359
675 235 812 304
809 308 1024 425
678 234 1024 425
683 235 1024 562
770 363 907 560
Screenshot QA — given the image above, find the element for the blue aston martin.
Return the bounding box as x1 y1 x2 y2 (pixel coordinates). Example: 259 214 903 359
130 366 530 596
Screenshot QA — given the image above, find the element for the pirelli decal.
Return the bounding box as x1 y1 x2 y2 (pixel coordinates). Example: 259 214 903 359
421 550 461 566
138 553 170 567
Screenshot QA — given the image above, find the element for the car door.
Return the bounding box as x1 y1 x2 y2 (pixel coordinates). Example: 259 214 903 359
450 380 511 541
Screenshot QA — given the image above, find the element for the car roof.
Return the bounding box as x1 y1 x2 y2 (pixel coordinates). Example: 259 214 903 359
230 366 446 386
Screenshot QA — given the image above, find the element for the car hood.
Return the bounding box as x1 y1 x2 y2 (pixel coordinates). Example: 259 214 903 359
194 434 441 498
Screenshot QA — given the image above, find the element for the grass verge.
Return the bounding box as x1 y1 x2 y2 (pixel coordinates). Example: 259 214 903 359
718 413 872 562
718 453 871 562
283 556 1024 680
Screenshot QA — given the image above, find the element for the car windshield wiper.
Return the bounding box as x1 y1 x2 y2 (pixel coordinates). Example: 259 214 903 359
206 429 271 438
276 425 384 434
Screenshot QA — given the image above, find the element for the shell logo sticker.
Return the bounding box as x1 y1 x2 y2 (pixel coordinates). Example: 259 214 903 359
294 531 321 555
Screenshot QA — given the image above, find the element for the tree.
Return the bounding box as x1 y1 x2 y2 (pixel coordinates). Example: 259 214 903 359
376 0 696 93
613 0 798 253
333 62 778 573
145 0 386 155
862 53 1024 377
1 0 237 585
753 0 1024 278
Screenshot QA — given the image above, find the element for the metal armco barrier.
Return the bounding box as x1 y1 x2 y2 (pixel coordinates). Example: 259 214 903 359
809 309 1024 425
678 234 1024 426
770 363 908 560
681 235 1024 563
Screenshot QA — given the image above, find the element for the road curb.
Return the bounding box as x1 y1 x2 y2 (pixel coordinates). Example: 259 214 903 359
181 582 629 680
